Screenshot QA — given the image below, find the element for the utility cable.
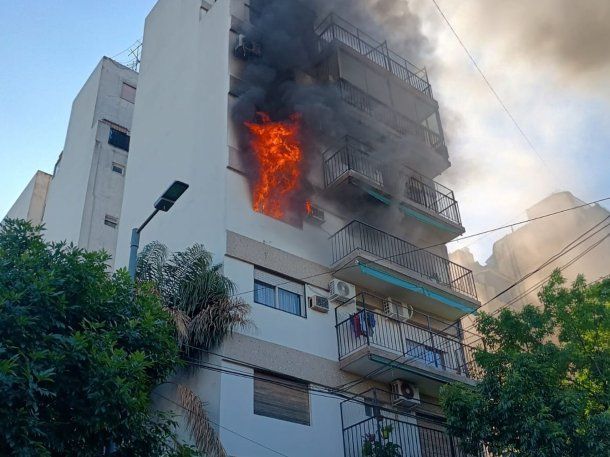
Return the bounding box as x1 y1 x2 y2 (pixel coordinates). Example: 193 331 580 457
153 391 291 457
429 0 553 176
223 197 610 301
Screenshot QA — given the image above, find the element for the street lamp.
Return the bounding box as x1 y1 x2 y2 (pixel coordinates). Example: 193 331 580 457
128 180 189 279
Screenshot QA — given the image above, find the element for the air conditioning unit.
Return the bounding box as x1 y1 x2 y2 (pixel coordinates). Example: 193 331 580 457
308 295 329 313
305 204 325 225
234 34 262 59
384 298 413 322
390 380 420 407
328 279 356 304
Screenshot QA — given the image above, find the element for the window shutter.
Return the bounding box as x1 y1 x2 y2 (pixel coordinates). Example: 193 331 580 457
253 371 310 425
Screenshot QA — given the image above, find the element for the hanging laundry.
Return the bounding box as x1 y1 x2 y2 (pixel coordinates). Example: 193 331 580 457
365 311 376 337
351 313 362 338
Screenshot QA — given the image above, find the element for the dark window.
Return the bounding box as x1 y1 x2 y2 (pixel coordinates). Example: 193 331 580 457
254 280 275 307
253 370 310 425
112 163 125 175
104 215 118 228
108 128 130 152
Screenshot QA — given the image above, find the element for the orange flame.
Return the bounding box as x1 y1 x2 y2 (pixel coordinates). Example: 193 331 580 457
305 200 312 215
245 112 302 218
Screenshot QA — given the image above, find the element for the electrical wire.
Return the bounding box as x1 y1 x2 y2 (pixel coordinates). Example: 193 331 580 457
223 197 610 301
429 0 553 176
152 391 291 457
335 219 610 391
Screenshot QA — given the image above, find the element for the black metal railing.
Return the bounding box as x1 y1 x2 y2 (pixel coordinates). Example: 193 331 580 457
330 221 477 299
335 309 480 379
343 416 471 457
316 13 433 98
338 79 445 152
324 137 383 188
405 174 462 226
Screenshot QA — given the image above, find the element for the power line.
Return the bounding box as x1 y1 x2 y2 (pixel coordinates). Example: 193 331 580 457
429 0 553 176
336 219 610 391
153 391 291 457
224 197 610 301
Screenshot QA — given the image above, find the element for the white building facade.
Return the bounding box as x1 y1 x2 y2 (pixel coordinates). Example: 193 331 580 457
4 170 52 225
115 1 482 456
41 57 138 268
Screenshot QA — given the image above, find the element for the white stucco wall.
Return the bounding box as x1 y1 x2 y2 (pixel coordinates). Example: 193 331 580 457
219 360 344 457
115 0 232 268
42 58 137 261
223 256 341 361
4 171 51 224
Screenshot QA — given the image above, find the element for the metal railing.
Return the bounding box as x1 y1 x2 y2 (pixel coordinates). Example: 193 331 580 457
335 309 480 379
316 13 433 98
405 173 462 226
341 389 490 457
338 79 445 153
324 137 383 188
330 221 477 299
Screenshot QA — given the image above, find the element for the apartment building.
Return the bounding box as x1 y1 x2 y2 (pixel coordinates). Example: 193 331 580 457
38 57 138 268
114 1 482 455
452 191 610 315
4 170 52 225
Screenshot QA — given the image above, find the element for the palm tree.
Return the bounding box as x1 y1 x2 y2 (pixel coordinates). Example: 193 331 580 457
136 242 250 457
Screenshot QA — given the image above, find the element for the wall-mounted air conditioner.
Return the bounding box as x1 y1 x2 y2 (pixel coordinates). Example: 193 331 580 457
308 295 329 313
328 279 356 304
390 379 420 408
384 298 413 322
234 34 262 59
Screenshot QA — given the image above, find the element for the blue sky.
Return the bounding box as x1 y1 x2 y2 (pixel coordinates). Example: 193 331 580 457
2 0 609 263
1 0 156 216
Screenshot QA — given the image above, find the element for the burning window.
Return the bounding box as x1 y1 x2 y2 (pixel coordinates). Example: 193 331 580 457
245 112 303 221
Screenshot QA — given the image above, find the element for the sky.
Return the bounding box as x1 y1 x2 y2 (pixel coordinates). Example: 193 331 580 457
2 0 609 263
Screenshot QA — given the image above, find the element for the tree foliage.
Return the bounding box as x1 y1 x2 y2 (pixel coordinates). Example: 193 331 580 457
136 241 250 457
0 219 197 456
441 271 610 457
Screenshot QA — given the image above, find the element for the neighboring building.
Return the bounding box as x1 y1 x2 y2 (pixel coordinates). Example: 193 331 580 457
3 171 52 225
115 1 481 455
40 57 137 267
452 191 610 317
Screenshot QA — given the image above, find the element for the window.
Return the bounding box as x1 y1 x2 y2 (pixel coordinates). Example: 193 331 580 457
104 215 119 229
112 162 125 175
253 269 305 317
108 128 130 152
253 370 310 425
120 82 136 103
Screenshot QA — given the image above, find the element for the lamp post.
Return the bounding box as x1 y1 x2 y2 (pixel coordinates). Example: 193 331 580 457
128 180 189 279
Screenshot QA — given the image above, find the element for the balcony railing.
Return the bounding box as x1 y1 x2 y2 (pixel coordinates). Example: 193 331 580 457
338 79 445 153
324 137 383 188
330 221 477 299
405 172 462 226
336 307 480 379
316 13 433 98
341 390 487 457
324 137 462 226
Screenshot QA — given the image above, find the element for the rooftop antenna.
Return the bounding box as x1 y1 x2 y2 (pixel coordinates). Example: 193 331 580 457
126 40 142 72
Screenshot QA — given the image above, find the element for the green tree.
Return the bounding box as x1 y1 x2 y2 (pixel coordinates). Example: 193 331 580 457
0 219 197 456
441 271 610 457
136 241 250 457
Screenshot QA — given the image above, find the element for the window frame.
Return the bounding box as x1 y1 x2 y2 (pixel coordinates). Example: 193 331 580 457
253 370 311 426
120 82 137 103
111 162 125 175
104 215 119 229
108 128 130 152
253 269 306 318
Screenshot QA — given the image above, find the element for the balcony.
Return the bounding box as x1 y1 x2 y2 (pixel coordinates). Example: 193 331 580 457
341 389 486 457
323 137 464 240
330 221 479 320
338 79 447 157
316 13 433 99
335 294 481 384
